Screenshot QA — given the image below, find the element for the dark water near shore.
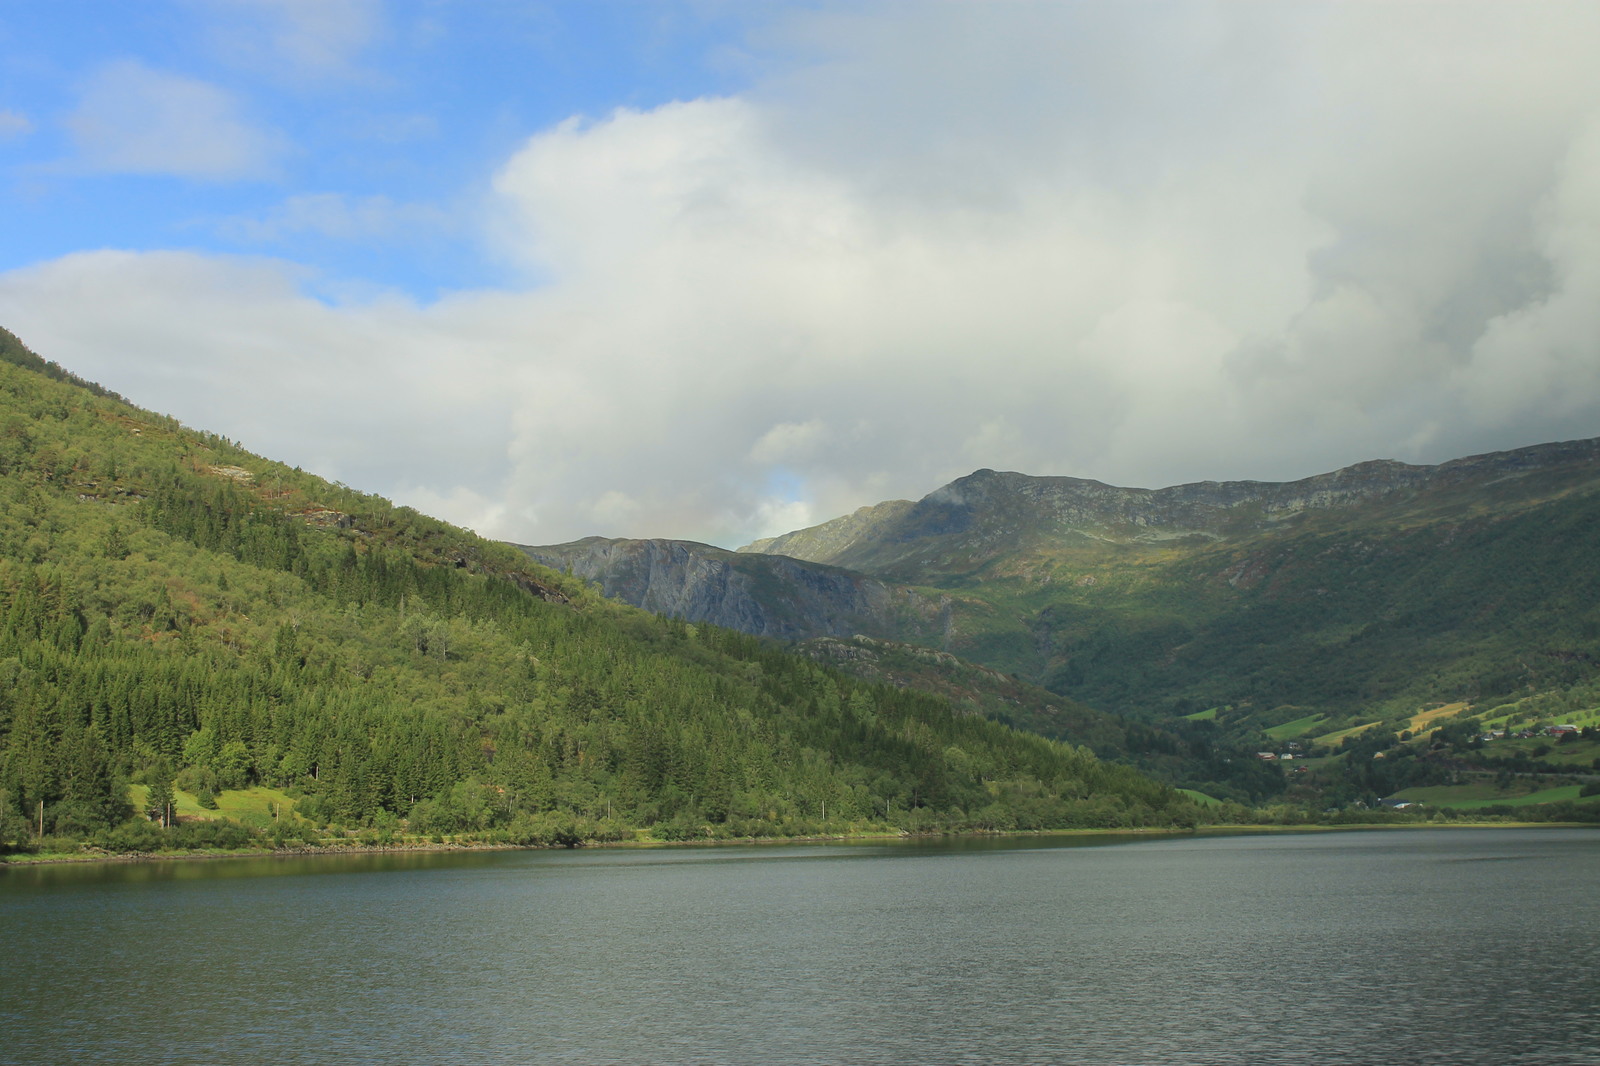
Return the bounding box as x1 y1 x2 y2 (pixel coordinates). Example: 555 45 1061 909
3 828 1598 1065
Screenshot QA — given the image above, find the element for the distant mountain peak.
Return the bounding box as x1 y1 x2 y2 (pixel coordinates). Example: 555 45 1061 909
740 437 1600 578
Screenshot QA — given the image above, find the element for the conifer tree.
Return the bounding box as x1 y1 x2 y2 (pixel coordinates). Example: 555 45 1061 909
146 773 175 828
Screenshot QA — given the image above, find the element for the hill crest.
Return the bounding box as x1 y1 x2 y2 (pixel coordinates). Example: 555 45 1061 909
737 438 1600 580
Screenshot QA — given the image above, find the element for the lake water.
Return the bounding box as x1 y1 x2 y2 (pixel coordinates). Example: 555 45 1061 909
2 828 1597 1065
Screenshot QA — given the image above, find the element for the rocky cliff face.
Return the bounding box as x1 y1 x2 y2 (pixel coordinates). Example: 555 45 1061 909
514 536 946 643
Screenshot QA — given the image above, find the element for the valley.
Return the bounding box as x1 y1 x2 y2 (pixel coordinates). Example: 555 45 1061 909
3 315 1596 864
524 442 1600 816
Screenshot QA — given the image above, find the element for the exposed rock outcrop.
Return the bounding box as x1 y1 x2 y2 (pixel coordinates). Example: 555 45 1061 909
514 536 939 642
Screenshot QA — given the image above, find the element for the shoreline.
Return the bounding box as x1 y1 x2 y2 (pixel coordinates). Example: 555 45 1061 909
5 820 1588 869
0 827 1131 867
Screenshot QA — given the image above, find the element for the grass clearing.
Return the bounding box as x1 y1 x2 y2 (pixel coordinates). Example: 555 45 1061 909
1178 788 1223 807
125 783 299 827
1479 702 1600 732
1265 713 1326 741
1394 782 1584 809
1477 736 1600 767
1478 707 1520 729
1542 708 1600 732
1314 720 1385 749
1182 707 1218 722
1405 702 1472 735
206 786 298 826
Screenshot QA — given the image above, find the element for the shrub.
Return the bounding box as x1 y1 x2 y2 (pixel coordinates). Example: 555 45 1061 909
170 819 258 850
91 820 167 853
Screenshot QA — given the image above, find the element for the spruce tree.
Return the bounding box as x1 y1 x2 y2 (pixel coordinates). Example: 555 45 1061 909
146 774 175 828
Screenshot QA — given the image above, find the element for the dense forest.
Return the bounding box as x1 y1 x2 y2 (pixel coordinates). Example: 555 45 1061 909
0 328 1200 855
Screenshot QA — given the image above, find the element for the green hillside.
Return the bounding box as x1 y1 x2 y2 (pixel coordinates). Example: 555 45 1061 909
0 329 1199 856
1021 502 1600 729
735 455 1600 761
685 452 1600 814
519 438 1600 812
932 491 1600 813
787 634 1277 798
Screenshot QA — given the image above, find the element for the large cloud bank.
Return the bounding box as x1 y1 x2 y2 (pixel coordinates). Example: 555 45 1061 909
4 3 1600 547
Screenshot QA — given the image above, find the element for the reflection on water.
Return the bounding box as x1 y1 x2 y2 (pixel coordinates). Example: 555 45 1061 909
3 828 1597 1065
0 846 518 888
0 829 1155 888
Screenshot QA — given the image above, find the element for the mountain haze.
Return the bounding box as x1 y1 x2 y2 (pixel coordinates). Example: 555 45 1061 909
523 439 1600 805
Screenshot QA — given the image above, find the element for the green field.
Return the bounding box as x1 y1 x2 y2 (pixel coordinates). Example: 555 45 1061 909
1478 702 1600 732
1177 788 1223 807
1313 720 1385 749
1265 713 1326 741
128 784 300 828
1403 702 1471 735
1473 734 1600 768
1393 782 1584 809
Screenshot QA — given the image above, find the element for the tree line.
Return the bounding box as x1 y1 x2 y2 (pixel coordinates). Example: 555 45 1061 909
0 350 1200 852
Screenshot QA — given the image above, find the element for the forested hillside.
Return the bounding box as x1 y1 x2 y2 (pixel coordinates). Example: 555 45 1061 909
0 329 1197 855
531 444 1600 811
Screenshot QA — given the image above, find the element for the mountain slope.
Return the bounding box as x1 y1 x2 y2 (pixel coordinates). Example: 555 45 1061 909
0 329 1199 853
743 499 917 564
516 536 949 644
522 439 1600 809
722 443 1600 727
515 537 1246 779
742 442 1600 581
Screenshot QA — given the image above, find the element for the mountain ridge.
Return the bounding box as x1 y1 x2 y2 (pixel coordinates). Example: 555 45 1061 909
738 438 1600 581
516 434 1600 808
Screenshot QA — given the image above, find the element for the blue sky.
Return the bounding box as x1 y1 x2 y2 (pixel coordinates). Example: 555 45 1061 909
3 2 1600 548
1 2 755 297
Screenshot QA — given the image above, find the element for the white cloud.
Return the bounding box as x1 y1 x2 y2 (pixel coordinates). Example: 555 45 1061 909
749 420 828 466
191 0 383 82
0 109 32 140
356 112 438 144
8 4 1600 549
66 61 283 180
0 250 519 528
216 193 454 243
396 483 510 541
750 498 814 542
1455 116 1600 425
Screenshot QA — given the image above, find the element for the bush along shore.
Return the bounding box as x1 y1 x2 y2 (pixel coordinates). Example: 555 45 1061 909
6 788 1596 867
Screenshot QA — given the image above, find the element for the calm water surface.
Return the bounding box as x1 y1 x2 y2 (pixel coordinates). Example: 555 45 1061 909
2 828 1597 1065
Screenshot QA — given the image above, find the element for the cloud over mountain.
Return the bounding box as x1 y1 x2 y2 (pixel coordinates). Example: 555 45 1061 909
3 3 1599 547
